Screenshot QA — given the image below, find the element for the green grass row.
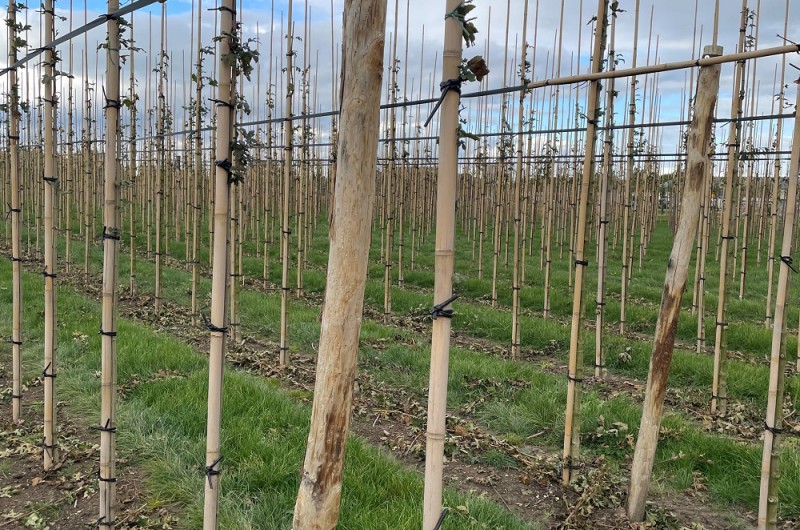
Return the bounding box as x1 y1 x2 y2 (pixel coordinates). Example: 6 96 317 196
36 224 800 522
0 259 535 529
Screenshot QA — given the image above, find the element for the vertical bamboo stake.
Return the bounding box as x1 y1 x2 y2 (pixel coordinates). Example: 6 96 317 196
202 0 235 524
628 47 721 521
490 0 511 309
128 15 137 294
739 0 759 300
544 1 565 319
764 0 789 328
154 1 167 315
422 0 463 526
595 2 618 379
98 0 122 522
712 0 748 416
510 0 530 359
292 1 387 527
42 0 58 472
8 0 23 424
191 0 203 326
280 2 294 367
383 0 400 324
757 77 800 530
562 0 608 486
619 0 640 336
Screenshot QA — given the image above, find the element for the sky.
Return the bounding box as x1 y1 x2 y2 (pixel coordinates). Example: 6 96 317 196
1 0 798 169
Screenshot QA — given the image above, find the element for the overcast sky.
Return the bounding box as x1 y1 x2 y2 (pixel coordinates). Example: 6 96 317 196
2 0 798 168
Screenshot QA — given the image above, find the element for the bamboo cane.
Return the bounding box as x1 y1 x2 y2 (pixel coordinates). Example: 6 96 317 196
757 77 800 530
292 1 387 527
562 0 608 486
202 0 235 524
628 46 721 521
8 0 23 424
421 0 463 526
510 0 530 359
190 0 203 326
595 2 618 379
128 14 137 295
280 2 294 367
620 0 640 336
98 0 122 522
42 0 58 472
711 0 748 416
543 0 565 319
764 0 789 329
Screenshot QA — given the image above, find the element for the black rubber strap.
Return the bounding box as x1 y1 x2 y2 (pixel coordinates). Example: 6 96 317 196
431 294 460 320
204 455 224 489
424 78 462 128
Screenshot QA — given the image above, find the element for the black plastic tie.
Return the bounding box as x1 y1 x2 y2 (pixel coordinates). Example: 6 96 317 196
432 508 449 530
42 362 57 379
209 98 234 110
781 256 797 273
42 176 58 185
201 313 228 334
96 470 117 483
567 373 585 383
92 418 117 433
765 422 783 436
99 327 117 337
424 78 462 128
432 293 460 320
575 259 589 268
42 268 57 279
715 321 728 328
7 338 23 346
204 455 224 489
101 226 121 241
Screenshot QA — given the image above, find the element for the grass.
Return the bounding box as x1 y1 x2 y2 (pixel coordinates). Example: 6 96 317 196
11 209 800 522
0 258 536 529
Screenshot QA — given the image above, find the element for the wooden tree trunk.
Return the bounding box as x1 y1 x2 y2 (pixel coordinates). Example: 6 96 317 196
627 48 721 521
421 0 462 526
202 0 235 524
292 2 386 527
98 1 122 522
758 79 800 530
